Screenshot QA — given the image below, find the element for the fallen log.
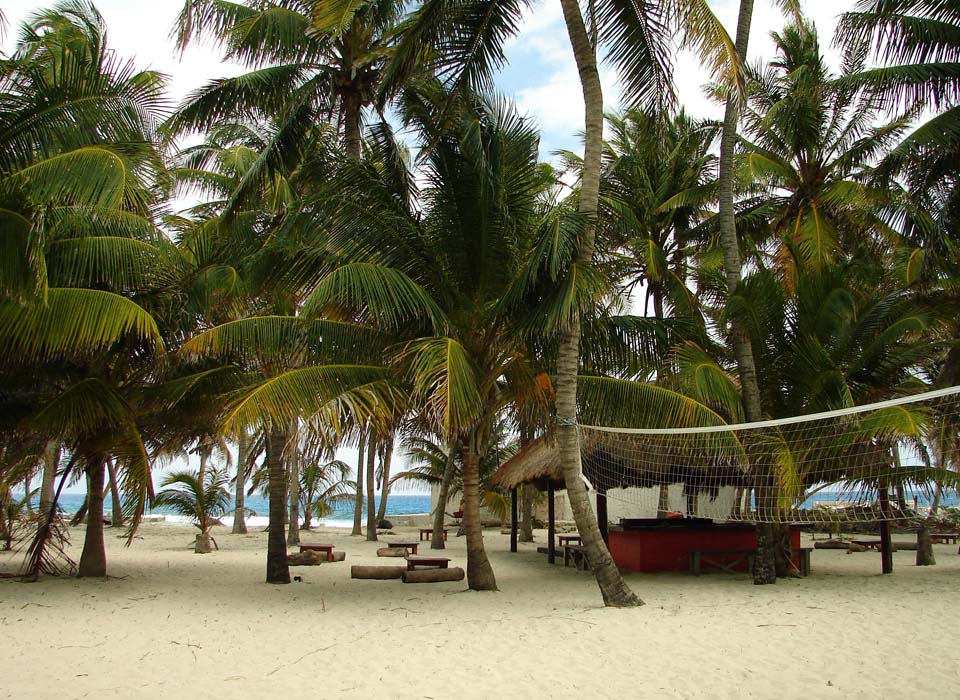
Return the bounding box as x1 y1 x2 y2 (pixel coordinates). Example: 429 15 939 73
813 539 851 550
377 547 408 558
329 551 346 562
287 550 326 566
401 567 465 583
351 565 404 580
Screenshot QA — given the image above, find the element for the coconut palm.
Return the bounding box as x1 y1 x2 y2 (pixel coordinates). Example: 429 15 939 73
736 19 909 281
838 1 960 184
0 1 172 578
375 0 744 606
299 458 351 529
154 468 232 552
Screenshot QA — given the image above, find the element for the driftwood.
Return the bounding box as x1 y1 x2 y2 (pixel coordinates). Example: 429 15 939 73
401 567 465 583
376 547 408 558
351 565 405 580
329 550 346 562
287 550 326 566
813 539 851 550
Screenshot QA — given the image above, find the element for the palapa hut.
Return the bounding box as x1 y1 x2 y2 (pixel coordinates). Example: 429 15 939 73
491 432 805 573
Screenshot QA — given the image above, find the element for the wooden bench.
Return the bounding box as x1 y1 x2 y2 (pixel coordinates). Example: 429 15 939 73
406 555 450 571
563 544 590 571
419 528 448 541
689 549 754 576
557 534 582 547
299 544 335 562
386 540 418 555
930 532 959 544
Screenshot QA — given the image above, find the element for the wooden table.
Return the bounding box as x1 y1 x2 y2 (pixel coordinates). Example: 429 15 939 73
419 528 448 541
930 532 959 544
406 555 450 571
386 540 419 555
557 534 582 547
299 544 335 561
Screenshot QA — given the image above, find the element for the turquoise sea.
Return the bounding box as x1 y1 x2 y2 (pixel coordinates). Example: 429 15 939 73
32 492 433 527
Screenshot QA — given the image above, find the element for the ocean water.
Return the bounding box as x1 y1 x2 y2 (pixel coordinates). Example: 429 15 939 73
801 490 958 509
30 492 432 529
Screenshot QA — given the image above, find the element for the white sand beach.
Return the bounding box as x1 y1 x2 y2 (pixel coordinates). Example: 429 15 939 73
2 523 959 700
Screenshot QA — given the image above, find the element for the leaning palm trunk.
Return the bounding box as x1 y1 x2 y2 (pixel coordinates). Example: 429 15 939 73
556 0 641 607
431 442 458 550
376 436 394 524
462 438 496 590
266 426 290 584
40 441 58 517
78 458 107 577
352 430 366 536
716 0 773 585
232 429 250 534
106 459 124 526
365 431 378 541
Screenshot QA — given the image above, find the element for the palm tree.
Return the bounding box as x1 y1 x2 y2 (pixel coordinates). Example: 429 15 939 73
299 458 351 530
380 0 743 605
154 468 232 553
307 88 556 589
736 19 908 281
838 1 960 184
0 1 171 578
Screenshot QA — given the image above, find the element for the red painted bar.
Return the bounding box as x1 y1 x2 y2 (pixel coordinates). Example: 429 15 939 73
608 520 801 573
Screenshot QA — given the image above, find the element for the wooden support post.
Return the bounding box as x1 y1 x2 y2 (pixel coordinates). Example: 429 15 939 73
510 487 518 553
879 486 893 574
597 489 608 545
547 480 556 565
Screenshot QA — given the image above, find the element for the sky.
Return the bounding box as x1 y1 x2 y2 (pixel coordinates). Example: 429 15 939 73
2 0 860 490
2 0 860 158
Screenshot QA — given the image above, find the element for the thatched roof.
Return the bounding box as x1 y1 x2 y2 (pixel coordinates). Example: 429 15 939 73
490 432 751 493
490 438 566 490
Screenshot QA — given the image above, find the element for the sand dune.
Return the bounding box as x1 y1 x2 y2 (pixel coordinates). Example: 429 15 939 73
2 523 959 700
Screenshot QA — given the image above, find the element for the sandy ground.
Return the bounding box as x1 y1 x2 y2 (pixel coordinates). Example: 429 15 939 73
2 522 959 700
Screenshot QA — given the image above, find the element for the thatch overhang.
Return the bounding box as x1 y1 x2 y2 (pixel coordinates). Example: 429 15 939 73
490 437 566 491
491 431 752 496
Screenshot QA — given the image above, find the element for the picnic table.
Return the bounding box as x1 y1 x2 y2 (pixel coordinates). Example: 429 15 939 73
406 555 450 571
386 540 419 555
930 532 959 544
299 543 335 561
419 528 448 541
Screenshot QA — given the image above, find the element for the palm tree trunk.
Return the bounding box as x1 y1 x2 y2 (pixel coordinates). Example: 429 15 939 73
431 441 458 550
343 91 362 161
376 435 394 524
365 430 378 541
40 441 58 517
462 436 497 590
266 426 290 584
352 429 366 536
716 0 774 586
520 485 536 542
78 457 107 577
106 458 124 526
23 475 32 513
232 429 250 534
287 430 300 546
557 0 642 607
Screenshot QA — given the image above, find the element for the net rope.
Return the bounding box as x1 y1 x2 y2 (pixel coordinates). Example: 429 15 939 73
577 386 960 524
